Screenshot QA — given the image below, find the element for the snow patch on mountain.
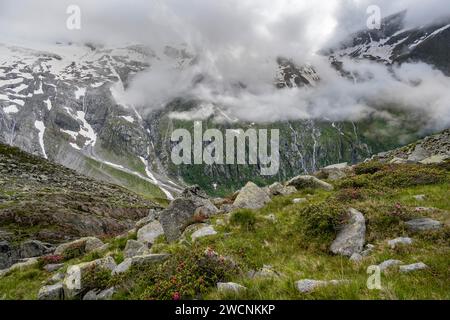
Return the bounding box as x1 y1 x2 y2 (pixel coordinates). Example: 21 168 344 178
34 120 47 159
75 87 86 100
44 98 52 111
75 111 97 147
3 105 18 114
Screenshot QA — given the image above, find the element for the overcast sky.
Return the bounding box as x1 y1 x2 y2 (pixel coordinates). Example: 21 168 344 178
1 0 449 131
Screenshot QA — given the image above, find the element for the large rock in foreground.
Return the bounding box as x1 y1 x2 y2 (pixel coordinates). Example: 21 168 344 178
330 208 366 257
38 283 65 300
233 182 271 210
159 186 218 242
159 198 204 242
286 175 334 191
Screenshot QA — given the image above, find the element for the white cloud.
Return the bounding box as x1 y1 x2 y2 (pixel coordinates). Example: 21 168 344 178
1 0 449 131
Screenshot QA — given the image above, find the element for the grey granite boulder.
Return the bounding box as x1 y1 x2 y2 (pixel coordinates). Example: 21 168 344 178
413 195 426 201
405 218 442 232
217 282 247 294
181 185 219 217
267 182 297 196
38 283 64 300
160 187 219 242
124 240 148 258
63 256 116 299
112 253 170 275
137 221 165 245
320 163 349 180
83 287 116 300
159 198 202 242
388 237 413 249
112 258 133 275
286 175 333 191
400 262 428 273
54 237 104 256
378 259 403 271
419 155 449 164
295 279 349 293
20 240 54 258
191 226 217 241
330 208 366 257
44 263 65 273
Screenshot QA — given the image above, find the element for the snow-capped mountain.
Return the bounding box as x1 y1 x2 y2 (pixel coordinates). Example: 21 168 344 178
0 11 448 197
0 40 333 197
328 11 450 74
0 42 191 200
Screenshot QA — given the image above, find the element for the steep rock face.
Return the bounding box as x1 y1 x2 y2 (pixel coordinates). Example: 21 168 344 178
275 57 320 88
145 99 422 195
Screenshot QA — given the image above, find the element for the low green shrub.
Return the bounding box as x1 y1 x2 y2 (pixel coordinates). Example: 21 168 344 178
81 265 113 295
353 201 416 242
354 161 385 175
230 209 257 231
295 201 344 250
62 242 85 260
373 165 447 188
336 175 371 189
113 251 125 265
338 163 447 190
334 188 366 202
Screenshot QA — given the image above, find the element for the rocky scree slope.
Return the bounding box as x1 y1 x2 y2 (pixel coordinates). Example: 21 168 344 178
0 142 161 253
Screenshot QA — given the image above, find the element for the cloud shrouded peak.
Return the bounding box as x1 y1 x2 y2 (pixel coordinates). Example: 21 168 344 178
1 0 449 131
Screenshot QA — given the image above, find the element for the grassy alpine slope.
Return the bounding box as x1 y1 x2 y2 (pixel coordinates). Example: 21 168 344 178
0 143 162 244
1 160 448 300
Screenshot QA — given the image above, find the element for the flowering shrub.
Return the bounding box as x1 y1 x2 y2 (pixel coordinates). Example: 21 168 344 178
172 291 181 300
40 254 64 265
335 188 365 202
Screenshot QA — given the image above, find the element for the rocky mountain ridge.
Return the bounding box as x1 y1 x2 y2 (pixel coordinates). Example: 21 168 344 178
328 11 450 74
